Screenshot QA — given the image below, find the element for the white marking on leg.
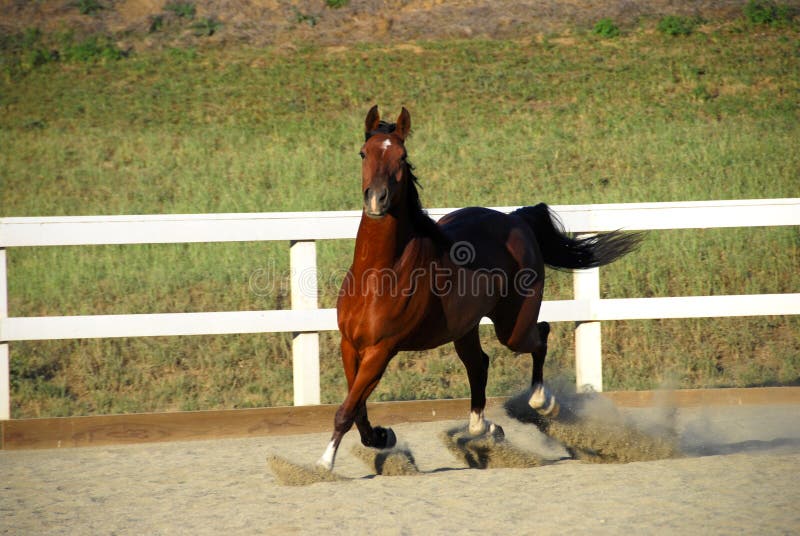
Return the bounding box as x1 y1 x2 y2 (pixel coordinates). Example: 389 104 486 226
469 411 485 435
317 440 337 470
529 384 559 417
528 384 547 408
469 410 495 435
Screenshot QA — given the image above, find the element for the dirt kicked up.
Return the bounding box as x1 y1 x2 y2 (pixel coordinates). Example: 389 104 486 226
267 385 683 485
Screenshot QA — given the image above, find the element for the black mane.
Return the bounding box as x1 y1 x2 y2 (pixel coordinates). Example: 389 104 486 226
366 125 451 251
365 120 398 141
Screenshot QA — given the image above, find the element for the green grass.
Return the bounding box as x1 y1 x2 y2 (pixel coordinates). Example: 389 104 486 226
2 22 799 417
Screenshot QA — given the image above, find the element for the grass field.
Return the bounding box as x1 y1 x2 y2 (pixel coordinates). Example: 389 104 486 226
2 17 799 417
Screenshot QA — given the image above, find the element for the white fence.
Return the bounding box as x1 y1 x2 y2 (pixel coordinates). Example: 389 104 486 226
1 198 799 420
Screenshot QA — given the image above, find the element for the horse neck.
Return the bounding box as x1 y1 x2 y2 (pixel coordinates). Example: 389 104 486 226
352 209 414 272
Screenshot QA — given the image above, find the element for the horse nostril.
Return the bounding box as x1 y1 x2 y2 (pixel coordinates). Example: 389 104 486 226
364 186 389 216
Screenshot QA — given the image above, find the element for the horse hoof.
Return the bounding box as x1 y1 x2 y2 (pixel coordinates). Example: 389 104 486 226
375 426 397 449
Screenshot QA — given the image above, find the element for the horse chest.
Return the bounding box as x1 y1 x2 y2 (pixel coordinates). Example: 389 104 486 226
337 283 432 349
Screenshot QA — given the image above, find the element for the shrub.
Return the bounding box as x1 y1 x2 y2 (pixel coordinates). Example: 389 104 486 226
593 18 620 38
149 15 165 33
2 28 58 73
293 9 319 27
62 36 123 62
22 48 53 70
192 17 222 37
743 0 794 26
21 27 43 49
658 15 701 36
77 0 103 15
326 0 349 7
165 1 196 19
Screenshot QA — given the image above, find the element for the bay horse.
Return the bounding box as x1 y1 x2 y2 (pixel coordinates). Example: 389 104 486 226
318 106 641 470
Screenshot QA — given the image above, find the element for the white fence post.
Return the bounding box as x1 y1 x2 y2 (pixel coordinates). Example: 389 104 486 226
289 240 321 406
574 265 602 393
0 248 9 419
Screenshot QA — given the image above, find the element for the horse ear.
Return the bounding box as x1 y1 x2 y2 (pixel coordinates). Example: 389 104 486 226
395 107 411 140
365 105 381 136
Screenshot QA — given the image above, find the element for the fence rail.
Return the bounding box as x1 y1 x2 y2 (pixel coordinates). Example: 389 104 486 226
1 198 799 419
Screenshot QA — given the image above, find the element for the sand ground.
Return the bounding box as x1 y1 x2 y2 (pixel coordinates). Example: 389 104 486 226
2 403 800 534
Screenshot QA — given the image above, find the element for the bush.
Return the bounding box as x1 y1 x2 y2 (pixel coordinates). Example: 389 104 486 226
77 0 103 15
192 17 222 37
21 27 43 49
293 9 319 27
0 27 58 74
149 15 165 33
658 15 702 36
743 0 794 26
326 0 349 7
165 1 196 19
593 18 620 38
22 48 53 70
62 36 123 62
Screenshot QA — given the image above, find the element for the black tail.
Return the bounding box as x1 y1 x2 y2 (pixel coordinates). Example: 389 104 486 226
512 203 644 270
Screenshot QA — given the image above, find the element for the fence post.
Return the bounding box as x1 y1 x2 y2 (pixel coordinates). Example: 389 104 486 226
574 264 602 393
289 240 321 406
0 248 9 419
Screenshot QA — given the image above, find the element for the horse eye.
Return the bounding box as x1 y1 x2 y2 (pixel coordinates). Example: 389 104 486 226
359 151 366 159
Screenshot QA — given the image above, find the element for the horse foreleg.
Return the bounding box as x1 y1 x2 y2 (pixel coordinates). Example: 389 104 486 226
317 346 394 470
454 328 500 436
527 321 560 417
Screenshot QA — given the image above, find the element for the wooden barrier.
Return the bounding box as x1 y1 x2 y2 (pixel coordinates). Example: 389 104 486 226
3 387 799 450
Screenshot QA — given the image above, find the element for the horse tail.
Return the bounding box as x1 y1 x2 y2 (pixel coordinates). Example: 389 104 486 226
512 203 644 270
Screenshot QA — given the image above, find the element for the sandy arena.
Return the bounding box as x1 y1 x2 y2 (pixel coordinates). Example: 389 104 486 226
2 402 800 534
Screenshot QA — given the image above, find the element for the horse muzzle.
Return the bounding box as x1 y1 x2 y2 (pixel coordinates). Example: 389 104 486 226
364 186 390 218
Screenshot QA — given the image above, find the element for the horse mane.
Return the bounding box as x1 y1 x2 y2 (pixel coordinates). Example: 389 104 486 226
365 121 398 141
366 124 451 251
402 163 452 251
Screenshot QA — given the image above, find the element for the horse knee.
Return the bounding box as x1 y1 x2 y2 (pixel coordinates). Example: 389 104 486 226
334 406 355 435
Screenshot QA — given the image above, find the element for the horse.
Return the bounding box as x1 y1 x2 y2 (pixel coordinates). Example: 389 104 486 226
317 106 642 470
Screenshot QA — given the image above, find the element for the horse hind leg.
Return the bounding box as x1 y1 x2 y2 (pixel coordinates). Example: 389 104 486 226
495 227 558 416
495 313 559 417
527 321 560 417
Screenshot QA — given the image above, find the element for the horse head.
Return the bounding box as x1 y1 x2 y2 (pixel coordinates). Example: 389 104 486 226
360 105 411 219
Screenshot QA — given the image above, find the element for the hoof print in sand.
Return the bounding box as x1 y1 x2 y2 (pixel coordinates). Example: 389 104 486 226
441 424 545 469
504 390 682 464
267 455 347 486
351 444 420 476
